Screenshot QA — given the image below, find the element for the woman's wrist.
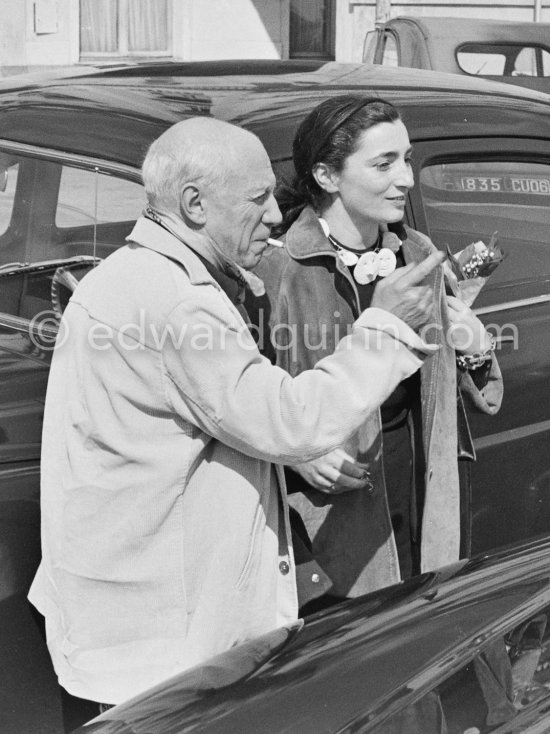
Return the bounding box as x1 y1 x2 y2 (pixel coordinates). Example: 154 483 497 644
456 333 496 371
456 327 494 355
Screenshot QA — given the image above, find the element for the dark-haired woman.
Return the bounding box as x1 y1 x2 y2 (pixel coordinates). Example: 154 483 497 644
259 95 502 607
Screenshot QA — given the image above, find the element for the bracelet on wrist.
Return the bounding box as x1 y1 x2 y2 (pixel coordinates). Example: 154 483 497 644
456 333 496 371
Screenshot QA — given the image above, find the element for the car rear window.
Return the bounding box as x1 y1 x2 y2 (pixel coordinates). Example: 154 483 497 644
457 43 550 77
419 159 550 301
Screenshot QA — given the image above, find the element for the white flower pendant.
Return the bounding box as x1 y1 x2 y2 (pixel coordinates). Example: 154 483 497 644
354 248 397 284
327 221 402 284
354 251 379 284
336 248 360 267
377 248 398 277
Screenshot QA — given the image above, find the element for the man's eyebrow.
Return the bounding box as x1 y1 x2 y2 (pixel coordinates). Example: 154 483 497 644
250 182 275 198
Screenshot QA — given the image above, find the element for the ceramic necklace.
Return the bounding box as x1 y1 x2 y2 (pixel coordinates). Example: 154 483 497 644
325 227 402 285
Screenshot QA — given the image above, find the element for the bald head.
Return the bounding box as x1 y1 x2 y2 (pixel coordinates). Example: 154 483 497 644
142 116 281 270
142 117 269 211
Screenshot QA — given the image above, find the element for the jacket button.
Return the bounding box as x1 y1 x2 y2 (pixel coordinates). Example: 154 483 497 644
311 573 320 584
279 561 290 575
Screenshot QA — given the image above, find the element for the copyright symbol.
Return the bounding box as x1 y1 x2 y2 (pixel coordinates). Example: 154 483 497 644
28 310 69 351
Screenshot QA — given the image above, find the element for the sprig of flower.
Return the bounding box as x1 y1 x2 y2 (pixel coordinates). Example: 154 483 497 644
448 232 505 280
444 233 506 306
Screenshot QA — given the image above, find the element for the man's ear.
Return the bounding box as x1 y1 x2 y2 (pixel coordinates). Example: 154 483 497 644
312 162 339 194
180 183 206 225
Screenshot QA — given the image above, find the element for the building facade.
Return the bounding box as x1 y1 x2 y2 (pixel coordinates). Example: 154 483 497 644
1 0 549 73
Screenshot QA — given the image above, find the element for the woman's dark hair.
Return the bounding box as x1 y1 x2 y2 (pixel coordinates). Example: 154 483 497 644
275 95 400 235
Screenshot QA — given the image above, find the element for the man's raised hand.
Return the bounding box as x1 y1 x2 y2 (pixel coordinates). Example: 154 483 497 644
371 250 445 331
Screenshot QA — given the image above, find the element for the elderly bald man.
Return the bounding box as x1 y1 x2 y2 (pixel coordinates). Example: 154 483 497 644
29 117 443 720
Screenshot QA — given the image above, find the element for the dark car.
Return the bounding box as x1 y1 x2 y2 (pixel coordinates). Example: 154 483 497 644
72 535 550 733
363 16 550 94
0 61 550 731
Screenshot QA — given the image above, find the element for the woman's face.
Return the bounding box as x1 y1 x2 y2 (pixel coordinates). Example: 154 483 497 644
332 119 414 227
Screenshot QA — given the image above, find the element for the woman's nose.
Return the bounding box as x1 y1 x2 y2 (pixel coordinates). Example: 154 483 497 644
395 160 414 188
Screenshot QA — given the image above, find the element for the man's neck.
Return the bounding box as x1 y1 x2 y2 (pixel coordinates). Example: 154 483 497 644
145 205 265 297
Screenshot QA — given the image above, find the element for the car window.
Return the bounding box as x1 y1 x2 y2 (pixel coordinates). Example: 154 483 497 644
419 159 550 306
0 148 144 323
372 601 550 733
381 33 398 67
457 48 506 75
56 166 145 228
513 47 538 76
0 150 144 266
457 43 550 77
362 30 378 63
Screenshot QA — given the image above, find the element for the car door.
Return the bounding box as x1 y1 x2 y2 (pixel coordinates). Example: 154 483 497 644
407 137 550 555
0 144 145 465
0 142 145 733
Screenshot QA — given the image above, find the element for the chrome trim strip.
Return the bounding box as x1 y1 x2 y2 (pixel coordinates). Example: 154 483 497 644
0 140 141 181
0 313 58 338
474 419 550 451
0 462 39 478
474 294 550 316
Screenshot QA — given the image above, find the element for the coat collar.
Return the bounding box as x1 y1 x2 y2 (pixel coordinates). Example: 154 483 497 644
126 216 217 287
284 206 336 260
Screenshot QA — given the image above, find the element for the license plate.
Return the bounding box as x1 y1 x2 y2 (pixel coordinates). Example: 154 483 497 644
444 174 550 195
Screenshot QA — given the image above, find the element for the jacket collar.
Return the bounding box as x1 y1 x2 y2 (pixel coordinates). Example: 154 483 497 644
285 207 335 260
285 205 409 260
126 216 218 287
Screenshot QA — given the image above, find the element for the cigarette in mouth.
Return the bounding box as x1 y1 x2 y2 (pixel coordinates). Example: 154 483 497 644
267 237 284 248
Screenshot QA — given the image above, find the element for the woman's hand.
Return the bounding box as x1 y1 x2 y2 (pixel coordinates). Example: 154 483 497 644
446 295 493 353
291 448 373 495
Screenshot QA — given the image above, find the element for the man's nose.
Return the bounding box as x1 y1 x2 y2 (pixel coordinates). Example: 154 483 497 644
263 193 282 227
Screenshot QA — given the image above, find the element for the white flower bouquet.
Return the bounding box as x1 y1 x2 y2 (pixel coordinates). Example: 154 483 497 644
444 232 506 306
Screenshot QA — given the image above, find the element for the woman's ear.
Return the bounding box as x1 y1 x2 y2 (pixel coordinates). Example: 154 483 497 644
312 162 340 194
180 183 206 225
